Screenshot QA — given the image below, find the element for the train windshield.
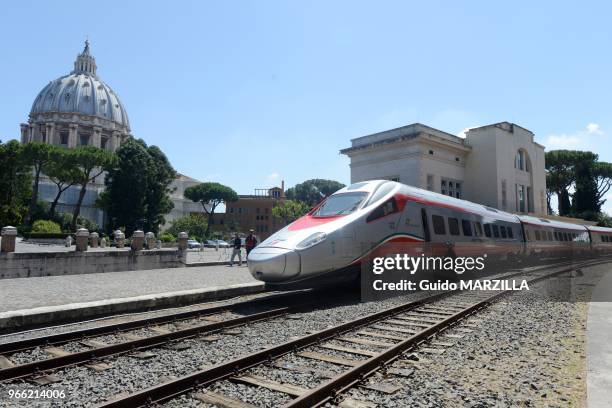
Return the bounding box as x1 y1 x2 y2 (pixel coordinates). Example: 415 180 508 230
311 192 368 217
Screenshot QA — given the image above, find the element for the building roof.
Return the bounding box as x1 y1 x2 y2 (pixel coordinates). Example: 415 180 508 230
30 41 130 130
341 123 469 155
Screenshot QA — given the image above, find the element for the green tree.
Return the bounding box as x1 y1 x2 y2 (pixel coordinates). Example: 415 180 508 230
98 139 175 235
22 142 57 225
43 149 81 218
545 150 579 216
272 200 310 224
0 140 32 228
572 151 599 215
166 214 208 241
285 179 345 206
184 182 238 236
594 161 612 209
71 146 116 231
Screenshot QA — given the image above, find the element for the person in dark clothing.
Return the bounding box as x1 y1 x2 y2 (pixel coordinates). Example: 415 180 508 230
245 229 258 257
230 233 242 266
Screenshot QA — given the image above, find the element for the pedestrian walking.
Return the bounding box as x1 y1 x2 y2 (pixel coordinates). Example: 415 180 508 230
229 233 242 266
245 229 258 257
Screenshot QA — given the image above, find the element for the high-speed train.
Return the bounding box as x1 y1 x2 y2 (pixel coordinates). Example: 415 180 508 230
247 180 612 287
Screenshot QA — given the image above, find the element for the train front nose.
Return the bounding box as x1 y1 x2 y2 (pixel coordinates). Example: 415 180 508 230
247 247 300 282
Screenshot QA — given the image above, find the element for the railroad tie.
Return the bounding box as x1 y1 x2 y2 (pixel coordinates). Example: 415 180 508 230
196 390 257 408
0 355 15 369
230 374 308 397
298 351 360 367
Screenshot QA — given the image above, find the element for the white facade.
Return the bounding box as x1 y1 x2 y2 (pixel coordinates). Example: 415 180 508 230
165 173 208 227
341 122 547 216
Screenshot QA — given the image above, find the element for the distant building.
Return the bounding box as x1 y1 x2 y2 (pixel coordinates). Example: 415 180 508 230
164 173 208 227
212 183 286 240
20 40 203 228
341 122 547 216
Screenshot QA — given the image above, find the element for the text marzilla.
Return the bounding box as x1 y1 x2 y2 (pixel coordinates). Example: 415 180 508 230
373 279 530 291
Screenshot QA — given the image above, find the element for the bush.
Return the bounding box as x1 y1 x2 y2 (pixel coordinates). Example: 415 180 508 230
160 233 176 243
31 219 61 234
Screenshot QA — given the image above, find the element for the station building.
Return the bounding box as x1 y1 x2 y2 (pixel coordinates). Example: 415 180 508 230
212 184 286 240
20 41 205 227
341 122 547 216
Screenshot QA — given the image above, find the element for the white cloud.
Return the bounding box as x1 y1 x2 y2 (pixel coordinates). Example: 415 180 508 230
266 172 280 182
587 123 603 135
546 123 605 150
457 126 477 138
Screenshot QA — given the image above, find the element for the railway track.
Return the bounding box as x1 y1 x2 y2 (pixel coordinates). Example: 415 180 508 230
0 287 356 382
86 257 606 408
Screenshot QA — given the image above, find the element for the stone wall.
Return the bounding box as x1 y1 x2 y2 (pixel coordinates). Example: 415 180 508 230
0 249 183 279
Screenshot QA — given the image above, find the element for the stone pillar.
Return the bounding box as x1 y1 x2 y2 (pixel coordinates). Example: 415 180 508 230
115 230 125 248
20 124 30 143
110 131 120 152
1 226 17 253
90 232 99 248
131 230 145 251
46 123 56 145
145 232 155 249
178 232 188 251
92 126 102 148
75 228 89 252
68 124 78 148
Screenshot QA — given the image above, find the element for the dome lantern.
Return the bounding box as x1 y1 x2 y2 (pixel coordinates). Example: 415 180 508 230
72 40 97 76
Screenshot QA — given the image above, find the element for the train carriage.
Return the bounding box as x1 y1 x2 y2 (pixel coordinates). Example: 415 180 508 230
585 226 612 253
518 215 590 258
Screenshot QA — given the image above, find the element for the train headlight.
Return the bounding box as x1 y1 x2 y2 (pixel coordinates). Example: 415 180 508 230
296 232 327 250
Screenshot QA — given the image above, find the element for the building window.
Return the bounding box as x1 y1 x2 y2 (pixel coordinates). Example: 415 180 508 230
101 136 109 150
429 150 434 155
517 184 526 213
426 174 434 191
515 150 524 170
79 133 90 146
455 157 460 162
441 179 461 199
501 180 507 210
60 131 69 145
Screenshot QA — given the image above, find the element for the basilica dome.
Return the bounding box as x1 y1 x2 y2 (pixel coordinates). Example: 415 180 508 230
21 41 131 151
30 41 130 130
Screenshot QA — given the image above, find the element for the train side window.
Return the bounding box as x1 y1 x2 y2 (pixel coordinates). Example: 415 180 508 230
554 232 559 241
492 225 500 238
500 226 507 238
564 232 569 241
604 235 608 243
547 231 553 241
474 222 483 237
366 197 399 223
525 229 531 241
448 218 460 236
484 224 491 238
507 227 514 239
461 219 472 236
535 230 541 241
432 215 446 235
542 231 548 241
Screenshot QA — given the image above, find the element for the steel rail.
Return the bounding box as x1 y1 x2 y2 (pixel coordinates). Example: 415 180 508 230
95 258 608 408
0 289 315 355
284 264 581 407
0 307 288 382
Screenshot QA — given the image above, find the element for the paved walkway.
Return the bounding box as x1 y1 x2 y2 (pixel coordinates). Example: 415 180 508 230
0 264 256 313
587 269 612 407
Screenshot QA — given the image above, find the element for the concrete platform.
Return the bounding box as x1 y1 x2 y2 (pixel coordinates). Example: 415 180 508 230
0 264 263 333
587 271 612 407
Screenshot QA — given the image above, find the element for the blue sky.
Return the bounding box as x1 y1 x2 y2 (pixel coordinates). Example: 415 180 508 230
1 1 611 207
